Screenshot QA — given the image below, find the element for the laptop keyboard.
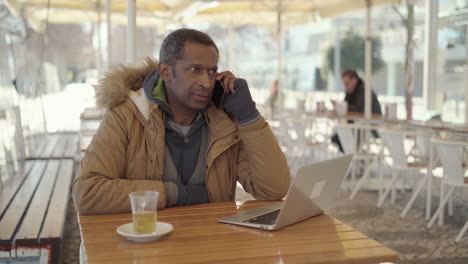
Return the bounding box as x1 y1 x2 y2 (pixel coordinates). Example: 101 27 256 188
243 209 281 225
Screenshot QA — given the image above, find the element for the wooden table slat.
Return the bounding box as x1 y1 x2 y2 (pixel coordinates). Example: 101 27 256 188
14 160 61 246
0 161 47 246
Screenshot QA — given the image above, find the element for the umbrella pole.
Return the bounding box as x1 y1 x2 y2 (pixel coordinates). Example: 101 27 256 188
423 0 438 113
127 0 136 63
228 24 235 70
106 0 112 70
364 0 372 119
96 1 102 75
276 0 283 109
465 25 468 125
334 28 341 92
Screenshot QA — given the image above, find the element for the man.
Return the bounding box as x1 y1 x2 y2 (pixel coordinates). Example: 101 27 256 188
335 69 382 114
73 28 291 214
331 69 382 152
267 80 279 119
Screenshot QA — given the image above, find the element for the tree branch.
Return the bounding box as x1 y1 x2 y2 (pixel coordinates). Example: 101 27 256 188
392 5 408 26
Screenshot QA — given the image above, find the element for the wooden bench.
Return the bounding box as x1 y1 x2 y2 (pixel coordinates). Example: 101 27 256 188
0 159 74 264
80 107 105 121
26 133 79 160
80 107 104 134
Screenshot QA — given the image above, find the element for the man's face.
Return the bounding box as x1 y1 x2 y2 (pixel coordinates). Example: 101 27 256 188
342 76 358 94
165 41 218 112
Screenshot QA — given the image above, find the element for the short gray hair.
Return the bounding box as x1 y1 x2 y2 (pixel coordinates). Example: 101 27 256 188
159 28 219 64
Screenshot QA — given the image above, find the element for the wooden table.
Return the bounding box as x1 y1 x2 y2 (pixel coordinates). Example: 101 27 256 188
390 119 468 133
308 111 468 134
307 111 382 120
78 201 398 264
80 107 105 121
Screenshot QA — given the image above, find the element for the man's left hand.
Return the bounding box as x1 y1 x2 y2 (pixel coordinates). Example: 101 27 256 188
216 71 236 94
216 71 259 125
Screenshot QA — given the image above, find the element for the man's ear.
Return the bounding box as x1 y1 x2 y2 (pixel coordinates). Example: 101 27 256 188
158 62 172 82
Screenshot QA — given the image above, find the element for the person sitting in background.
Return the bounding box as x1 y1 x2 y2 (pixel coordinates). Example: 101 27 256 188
72 28 291 215
331 69 382 152
267 80 279 119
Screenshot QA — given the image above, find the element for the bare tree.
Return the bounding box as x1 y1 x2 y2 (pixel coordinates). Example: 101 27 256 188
0 2 27 38
393 0 415 120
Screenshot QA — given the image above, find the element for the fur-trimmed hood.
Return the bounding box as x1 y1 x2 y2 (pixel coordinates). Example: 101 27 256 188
95 57 159 110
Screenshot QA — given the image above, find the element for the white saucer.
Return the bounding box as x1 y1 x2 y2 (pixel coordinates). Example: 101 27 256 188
116 222 173 242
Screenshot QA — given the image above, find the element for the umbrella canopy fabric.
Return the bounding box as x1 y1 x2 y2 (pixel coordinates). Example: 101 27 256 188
5 0 401 31
185 0 401 28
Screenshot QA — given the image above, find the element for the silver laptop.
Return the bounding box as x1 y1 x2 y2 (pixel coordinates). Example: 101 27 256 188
218 154 353 230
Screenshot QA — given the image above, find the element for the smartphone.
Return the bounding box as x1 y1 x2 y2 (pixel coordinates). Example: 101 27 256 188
211 80 226 108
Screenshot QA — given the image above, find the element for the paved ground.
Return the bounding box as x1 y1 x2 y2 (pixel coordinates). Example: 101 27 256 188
61 197 81 264
330 190 468 264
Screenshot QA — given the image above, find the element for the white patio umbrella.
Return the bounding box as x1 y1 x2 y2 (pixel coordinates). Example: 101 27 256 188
5 0 402 117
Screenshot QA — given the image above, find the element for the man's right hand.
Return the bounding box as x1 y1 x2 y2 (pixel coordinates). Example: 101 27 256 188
164 182 209 207
177 184 208 206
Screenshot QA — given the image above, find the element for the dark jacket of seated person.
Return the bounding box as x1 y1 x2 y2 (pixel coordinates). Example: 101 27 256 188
73 29 291 215
344 76 382 115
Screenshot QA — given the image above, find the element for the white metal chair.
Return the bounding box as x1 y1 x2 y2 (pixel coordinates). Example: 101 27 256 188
377 128 429 208
303 117 336 162
335 123 379 199
427 138 468 242
272 116 308 175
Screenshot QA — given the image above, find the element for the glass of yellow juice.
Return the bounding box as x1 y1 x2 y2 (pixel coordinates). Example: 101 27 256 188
129 191 159 234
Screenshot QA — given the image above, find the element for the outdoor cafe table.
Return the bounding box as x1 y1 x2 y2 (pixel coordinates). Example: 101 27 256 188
78 200 398 264
308 111 468 134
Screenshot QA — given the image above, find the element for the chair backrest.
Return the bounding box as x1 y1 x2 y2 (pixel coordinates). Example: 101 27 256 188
277 120 290 145
415 133 431 159
434 140 466 186
379 129 408 169
0 106 25 183
291 119 307 143
335 125 357 155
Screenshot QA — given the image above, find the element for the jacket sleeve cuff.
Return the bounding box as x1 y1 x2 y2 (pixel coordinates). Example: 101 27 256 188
164 182 178 207
238 116 267 132
238 111 261 126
